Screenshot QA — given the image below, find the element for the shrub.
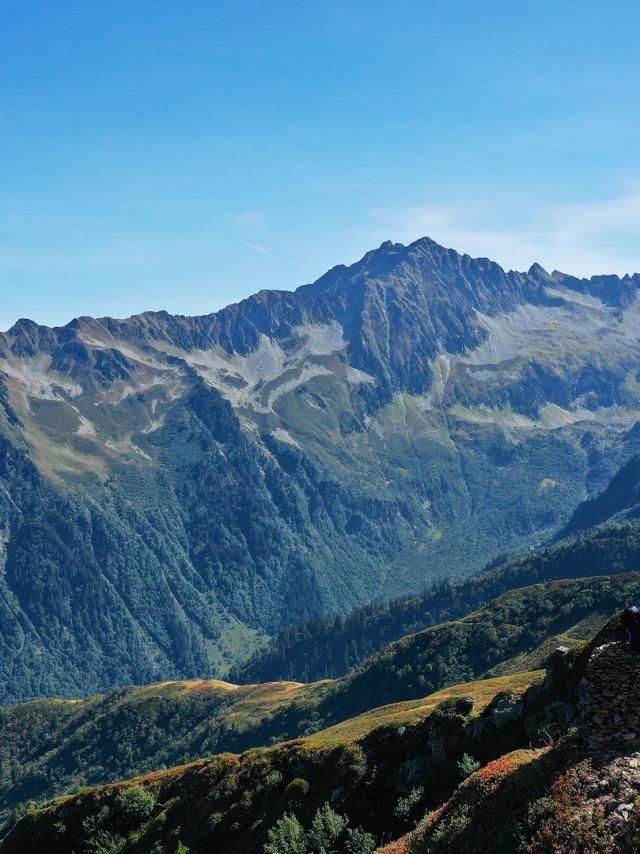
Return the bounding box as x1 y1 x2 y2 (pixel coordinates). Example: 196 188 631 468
307 803 349 851
394 787 424 820
263 804 374 853
264 769 283 789
115 785 157 822
264 813 307 854
457 753 481 779
85 830 127 854
286 777 311 799
345 826 376 853
430 697 474 723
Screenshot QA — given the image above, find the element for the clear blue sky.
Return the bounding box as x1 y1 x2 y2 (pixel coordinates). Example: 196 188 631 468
1 0 640 330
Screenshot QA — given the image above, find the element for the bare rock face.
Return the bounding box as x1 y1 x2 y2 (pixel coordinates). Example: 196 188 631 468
488 692 526 729
582 642 640 747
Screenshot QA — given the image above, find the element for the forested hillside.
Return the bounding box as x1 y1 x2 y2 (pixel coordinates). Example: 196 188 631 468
560 453 640 536
1 613 625 854
0 382 414 705
237 521 640 682
2 568 639 824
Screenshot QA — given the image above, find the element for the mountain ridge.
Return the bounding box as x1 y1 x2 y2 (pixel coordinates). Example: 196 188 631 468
4 235 639 361
0 562 635 825
3 237 640 702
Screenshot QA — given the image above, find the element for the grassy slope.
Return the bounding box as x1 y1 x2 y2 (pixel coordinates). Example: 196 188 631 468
2 597 634 853
317 572 640 724
0 678 322 820
394 744 640 854
0 668 543 854
2 569 639 824
313 671 541 743
1 612 609 854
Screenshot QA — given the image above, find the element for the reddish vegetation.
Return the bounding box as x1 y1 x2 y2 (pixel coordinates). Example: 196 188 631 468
475 749 544 787
378 838 410 854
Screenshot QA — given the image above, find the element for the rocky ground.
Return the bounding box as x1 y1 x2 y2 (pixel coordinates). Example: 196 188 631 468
572 751 640 852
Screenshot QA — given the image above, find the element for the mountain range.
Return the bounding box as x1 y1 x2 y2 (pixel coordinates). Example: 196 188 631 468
3 236 640 703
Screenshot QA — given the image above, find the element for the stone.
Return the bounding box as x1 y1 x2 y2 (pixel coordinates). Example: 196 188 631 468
581 642 640 747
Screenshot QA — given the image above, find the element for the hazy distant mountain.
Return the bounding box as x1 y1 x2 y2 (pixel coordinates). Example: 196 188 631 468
2 237 640 702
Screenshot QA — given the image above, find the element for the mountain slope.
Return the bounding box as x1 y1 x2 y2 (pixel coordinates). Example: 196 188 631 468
0 688 527 854
2 567 640 822
237 519 640 683
3 237 640 701
392 745 640 854
2 614 629 854
561 453 640 536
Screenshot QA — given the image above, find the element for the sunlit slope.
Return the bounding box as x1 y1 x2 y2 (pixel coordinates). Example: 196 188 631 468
1 609 607 854
2 569 639 822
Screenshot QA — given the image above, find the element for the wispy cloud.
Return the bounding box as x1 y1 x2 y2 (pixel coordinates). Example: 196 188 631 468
247 243 270 255
369 187 640 277
228 212 265 227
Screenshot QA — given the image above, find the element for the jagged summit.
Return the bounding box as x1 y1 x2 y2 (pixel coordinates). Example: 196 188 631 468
527 261 549 277
2 236 639 340
2 236 640 705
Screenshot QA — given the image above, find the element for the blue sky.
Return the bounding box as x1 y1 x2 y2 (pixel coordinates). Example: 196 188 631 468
1 0 640 330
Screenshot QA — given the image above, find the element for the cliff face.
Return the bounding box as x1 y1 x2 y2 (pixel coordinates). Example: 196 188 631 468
390 627 640 854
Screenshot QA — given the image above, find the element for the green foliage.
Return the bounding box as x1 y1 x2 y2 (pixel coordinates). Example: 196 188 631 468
411 747 625 854
115 785 156 823
85 830 127 854
4 569 640 826
264 813 307 854
394 787 424 820
306 803 349 852
344 827 376 854
0 389 414 707
456 754 481 779
321 571 640 722
562 455 640 537
0 617 614 854
1 716 467 854
2 250 640 720
237 522 640 684
82 805 113 836
263 805 375 854
82 805 127 854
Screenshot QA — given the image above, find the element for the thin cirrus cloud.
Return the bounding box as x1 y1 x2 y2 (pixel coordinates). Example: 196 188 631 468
228 212 266 227
369 187 640 278
247 243 271 255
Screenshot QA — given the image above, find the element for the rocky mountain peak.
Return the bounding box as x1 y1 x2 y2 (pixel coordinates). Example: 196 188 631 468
527 261 550 279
